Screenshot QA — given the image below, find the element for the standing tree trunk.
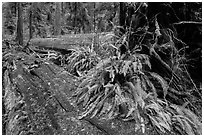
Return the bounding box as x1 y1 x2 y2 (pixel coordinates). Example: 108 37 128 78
16 2 23 45
93 2 99 53
93 2 96 33
29 5 33 40
54 2 61 36
119 2 127 33
61 2 64 14
74 2 77 34
61 2 65 35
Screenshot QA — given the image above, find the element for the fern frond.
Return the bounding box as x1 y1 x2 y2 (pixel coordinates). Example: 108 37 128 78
182 118 194 135
149 72 168 99
82 84 99 106
121 60 132 76
142 74 158 99
79 94 102 119
173 115 194 135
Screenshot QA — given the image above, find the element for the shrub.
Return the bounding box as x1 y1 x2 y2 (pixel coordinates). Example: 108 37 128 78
65 45 100 76
73 48 201 134
73 24 201 134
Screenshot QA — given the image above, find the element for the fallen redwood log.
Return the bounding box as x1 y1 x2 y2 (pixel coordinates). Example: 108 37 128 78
29 32 115 51
2 53 137 135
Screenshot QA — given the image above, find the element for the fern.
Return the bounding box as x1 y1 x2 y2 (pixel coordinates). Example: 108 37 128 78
72 15 201 134
170 104 202 135
66 45 100 76
148 72 169 99
73 46 201 134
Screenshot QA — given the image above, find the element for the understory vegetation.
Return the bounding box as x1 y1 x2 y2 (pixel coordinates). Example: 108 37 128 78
2 2 202 135
72 24 202 134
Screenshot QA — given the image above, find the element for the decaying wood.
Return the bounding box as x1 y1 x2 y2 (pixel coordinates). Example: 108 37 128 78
29 32 114 51
3 60 78 134
3 55 137 135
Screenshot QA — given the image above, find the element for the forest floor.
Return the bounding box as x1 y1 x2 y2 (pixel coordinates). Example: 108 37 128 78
2 32 202 135
2 53 149 135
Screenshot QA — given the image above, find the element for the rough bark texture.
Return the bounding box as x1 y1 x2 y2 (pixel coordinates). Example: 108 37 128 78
16 2 23 45
29 7 32 40
3 59 99 134
74 2 77 34
119 2 127 33
3 54 146 135
54 2 61 36
29 33 113 51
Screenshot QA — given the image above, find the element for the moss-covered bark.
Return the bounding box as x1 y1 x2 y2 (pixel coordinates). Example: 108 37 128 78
3 58 148 135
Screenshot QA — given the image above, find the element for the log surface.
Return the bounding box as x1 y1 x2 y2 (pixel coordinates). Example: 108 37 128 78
3 54 138 135
29 32 114 51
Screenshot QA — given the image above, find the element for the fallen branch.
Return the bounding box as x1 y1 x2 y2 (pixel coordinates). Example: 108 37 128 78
173 21 201 25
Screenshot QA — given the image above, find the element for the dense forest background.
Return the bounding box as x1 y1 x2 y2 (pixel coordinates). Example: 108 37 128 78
2 2 120 39
2 2 202 135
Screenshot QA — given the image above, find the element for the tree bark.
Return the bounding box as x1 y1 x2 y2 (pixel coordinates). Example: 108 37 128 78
29 33 114 51
54 2 61 36
16 2 23 45
74 2 77 34
119 2 127 33
3 59 136 135
29 5 33 39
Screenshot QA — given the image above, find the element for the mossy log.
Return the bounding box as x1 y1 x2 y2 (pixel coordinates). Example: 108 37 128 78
29 33 114 51
3 56 139 135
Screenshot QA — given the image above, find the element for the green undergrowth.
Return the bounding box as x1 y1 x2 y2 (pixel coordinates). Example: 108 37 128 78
73 53 201 135
65 45 100 76
71 19 202 134
2 8 202 135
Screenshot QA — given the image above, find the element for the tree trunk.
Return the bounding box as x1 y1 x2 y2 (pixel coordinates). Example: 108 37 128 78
16 2 23 45
93 3 96 33
29 33 114 51
29 5 33 39
54 2 61 36
119 2 127 33
3 59 130 135
61 2 64 14
74 2 77 34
